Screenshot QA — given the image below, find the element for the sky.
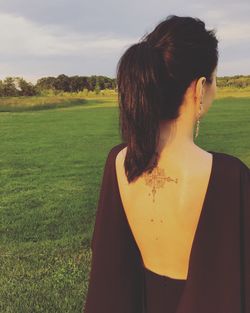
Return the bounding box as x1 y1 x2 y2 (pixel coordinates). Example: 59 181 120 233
0 0 249 83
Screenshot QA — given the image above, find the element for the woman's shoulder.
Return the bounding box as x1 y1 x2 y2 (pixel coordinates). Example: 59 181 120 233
106 142 127 164
209 150 249 190
109 142 127 155
108 143 250 176
100 143 127 177
213 150 249 171
110 144 249 166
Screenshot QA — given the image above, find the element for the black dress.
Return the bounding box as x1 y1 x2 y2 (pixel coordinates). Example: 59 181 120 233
83 142 250 313
143 266 186 313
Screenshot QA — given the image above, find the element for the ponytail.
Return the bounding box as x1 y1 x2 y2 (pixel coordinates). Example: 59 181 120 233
116 15 218 183
116 40 170 183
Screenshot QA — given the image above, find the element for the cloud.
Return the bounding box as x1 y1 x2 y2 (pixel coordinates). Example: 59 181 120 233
218 57 250 76
0 12 135 57
217 22 250 46
0 0 249 79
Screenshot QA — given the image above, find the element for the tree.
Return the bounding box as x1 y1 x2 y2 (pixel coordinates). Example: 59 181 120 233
16 77 37 96
95 83 101 94
54 74 71 92
2 77 18 96
0 80 4 96
36 77 57 91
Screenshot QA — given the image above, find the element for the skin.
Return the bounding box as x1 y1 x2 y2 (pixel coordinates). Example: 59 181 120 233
115 67 218 279
157 66 218 160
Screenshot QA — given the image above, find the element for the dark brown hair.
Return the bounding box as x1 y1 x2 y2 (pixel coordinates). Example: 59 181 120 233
116 15 219 183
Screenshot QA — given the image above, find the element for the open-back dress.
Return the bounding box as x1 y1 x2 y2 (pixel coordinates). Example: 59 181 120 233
83 142 250 313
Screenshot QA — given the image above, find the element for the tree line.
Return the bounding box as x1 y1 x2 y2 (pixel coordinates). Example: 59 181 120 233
0 74 116 97
0 74 249 97
216 75 250 88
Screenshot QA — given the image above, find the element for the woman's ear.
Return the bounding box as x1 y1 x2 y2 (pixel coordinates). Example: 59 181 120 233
195 76 206 104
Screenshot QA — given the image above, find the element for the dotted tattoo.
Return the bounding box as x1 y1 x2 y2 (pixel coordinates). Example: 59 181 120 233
143 166 178 203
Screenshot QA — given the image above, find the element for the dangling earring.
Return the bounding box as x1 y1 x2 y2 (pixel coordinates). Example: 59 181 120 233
195 102 203 139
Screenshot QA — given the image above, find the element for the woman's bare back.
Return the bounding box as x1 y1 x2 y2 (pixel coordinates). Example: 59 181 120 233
115 146 213 280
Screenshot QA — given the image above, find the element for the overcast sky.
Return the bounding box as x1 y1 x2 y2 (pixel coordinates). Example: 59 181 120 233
0 0 249 83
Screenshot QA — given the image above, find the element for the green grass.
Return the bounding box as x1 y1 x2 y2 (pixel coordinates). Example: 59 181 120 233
0 92 249 312
0 92 118 112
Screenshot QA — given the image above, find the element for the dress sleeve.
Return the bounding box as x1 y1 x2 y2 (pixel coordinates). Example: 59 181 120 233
240 160 250 312
83 146 145 313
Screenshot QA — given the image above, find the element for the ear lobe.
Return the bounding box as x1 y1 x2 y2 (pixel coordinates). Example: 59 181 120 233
200 77 207 99
193 76 206 104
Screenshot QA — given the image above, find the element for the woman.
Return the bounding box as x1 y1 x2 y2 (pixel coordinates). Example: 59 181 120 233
83 15 250 313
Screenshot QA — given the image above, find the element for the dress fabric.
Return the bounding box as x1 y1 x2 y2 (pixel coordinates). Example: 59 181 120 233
83 142 250 313
143 266 186 313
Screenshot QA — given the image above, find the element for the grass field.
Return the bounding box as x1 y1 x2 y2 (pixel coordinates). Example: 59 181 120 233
0 88 249 312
